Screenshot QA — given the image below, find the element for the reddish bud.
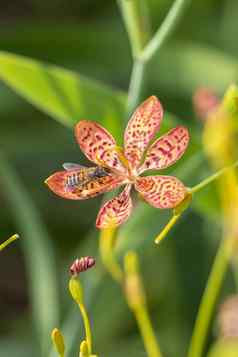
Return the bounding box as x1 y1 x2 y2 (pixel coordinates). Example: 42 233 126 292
193 87 220 120
70 256 95 276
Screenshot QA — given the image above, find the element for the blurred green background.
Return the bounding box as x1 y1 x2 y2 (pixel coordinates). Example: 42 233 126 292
0 0 238 356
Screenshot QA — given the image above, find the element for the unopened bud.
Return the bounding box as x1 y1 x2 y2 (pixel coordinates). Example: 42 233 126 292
80 340 89 357
69 277 83 304
51 328 65 356
70 256 95 277
193 87 220 120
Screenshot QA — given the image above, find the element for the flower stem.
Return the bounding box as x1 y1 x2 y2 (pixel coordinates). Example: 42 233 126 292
190 160 238 194
0 233 19 251
117 0 150 59
78 303 93 355
187 236 235 357
99 227 123 284
117 0 150 114
154 213 182 244
124 251 163 357
127 59 146 114
134 305 163 357
139 0 191 62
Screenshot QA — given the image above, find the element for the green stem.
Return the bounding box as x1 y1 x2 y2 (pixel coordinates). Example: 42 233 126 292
117 0 150 59
127 59 146 114
0 233 19 251
99 228 123 284
78 303 93 355
190 160 238 194
139 0 191 62
118 0 150 114
154 213 182 244
187 236 235 357
134 305 163 357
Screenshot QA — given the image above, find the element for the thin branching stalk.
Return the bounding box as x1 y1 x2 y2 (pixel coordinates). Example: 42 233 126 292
134 305 162 357
78 303 93 355
139 0 191 63
117 0 150 113
124 252 163 357
190 160 238 194
154 160 238 244
127 59 146 114
99 227 123 283
154 213 182 244
100 232 163 357
117 0 150 59
187 235 235 357
119 0 191 113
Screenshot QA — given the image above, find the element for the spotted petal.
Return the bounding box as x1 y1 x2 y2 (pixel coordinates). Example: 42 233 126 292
75 120 126 173
135 176 187 209
96 185 133 228
124 96 163 169
139 126 189 173
45 170 124 200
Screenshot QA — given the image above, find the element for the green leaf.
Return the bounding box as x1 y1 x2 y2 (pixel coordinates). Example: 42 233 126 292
0 51 126 137
0 153 59 356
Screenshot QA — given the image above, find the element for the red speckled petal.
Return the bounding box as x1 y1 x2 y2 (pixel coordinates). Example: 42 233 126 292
139 126 189 173
45 170 124 200
135 176 187 209
124 96 163 169
75 121 126 173
96 184 133 228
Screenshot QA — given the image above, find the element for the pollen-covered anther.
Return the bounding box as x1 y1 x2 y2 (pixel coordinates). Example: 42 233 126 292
70 256 96 276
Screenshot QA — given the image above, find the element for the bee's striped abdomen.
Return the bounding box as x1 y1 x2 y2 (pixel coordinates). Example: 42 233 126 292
66 172 84 188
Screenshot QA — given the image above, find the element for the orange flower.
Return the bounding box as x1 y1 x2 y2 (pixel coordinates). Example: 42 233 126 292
45 96 189 228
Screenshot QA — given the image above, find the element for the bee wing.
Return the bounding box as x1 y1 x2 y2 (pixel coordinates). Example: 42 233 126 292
63 163 86 171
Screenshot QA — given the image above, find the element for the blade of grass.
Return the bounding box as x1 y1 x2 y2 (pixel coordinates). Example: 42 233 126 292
0 153 59 356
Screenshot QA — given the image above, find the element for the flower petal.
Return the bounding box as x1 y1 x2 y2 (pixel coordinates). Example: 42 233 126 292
124 96 163 169
75 120 126 173
45 169 124 200
135 176 187 209
96 185 133 228
139 126 189 173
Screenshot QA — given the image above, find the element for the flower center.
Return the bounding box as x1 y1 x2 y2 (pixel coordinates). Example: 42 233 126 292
95 146 138 183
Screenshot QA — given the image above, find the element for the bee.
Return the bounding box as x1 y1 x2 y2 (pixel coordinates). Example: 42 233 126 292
63 162 110 190
45 163 119 200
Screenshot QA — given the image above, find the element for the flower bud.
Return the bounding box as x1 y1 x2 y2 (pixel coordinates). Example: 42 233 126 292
79 340 89 357
69 277 83 304
193 87 219 120
70 257 95 277
51 328 65 356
